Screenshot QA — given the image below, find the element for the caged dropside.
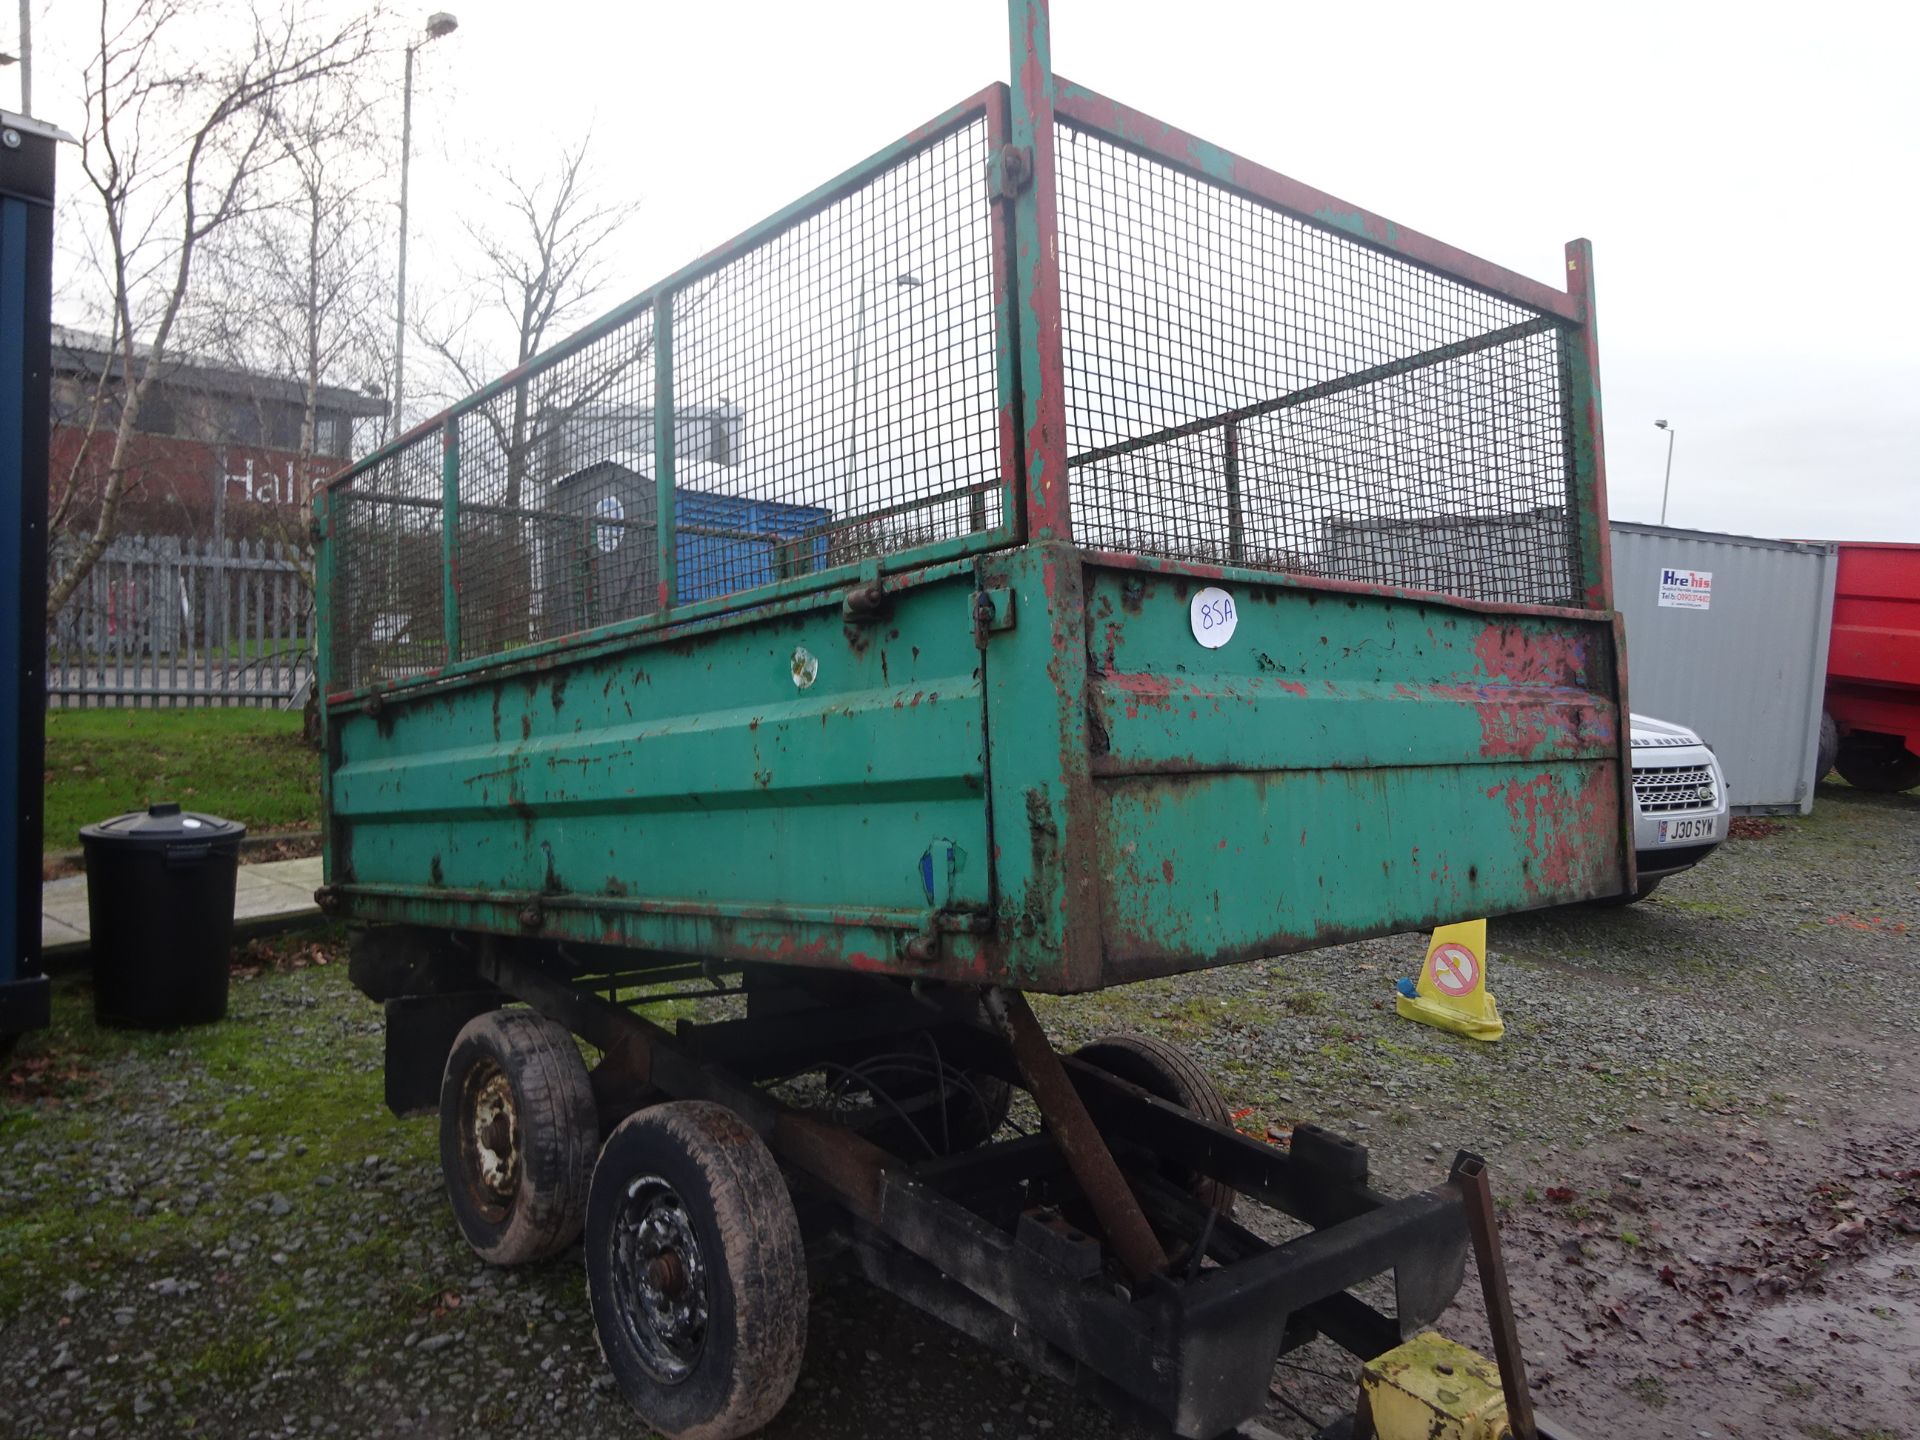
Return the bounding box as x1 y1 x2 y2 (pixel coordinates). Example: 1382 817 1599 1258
316 4 1628 1436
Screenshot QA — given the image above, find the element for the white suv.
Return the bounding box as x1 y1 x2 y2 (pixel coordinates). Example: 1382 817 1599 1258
1615 713 1729 903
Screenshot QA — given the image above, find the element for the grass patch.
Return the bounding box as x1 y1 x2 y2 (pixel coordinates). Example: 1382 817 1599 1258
1627 1375 1669 1410
188 1334 273 1385
44 708 318 847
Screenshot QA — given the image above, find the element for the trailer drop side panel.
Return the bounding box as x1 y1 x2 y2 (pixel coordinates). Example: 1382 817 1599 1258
318 60 1633 992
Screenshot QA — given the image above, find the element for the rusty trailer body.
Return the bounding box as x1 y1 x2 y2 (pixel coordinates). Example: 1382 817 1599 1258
319 4 1623 1437
315 54 1631 993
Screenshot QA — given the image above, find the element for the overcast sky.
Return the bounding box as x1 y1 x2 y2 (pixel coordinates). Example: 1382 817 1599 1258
28 0 1920 541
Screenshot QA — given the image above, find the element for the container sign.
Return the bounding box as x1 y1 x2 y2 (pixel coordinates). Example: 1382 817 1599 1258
1657 567 1712 610
1189 587 1238 648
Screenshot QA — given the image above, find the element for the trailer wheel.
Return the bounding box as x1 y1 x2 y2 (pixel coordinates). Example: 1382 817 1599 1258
1835 741 1920 794
1816 711 1839 781
1074 1034 1236 1217
586 1101 807 1440
439 1009 597 1265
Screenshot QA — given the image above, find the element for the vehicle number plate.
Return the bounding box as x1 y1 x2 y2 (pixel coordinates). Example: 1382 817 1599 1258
1657 816 1717 844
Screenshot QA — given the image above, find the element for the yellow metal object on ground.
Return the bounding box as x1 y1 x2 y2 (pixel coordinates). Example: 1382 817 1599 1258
1362 1331 1512 1440
1396 918 1505 1042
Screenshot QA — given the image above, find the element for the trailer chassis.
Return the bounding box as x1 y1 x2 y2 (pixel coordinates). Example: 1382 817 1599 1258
366 930 1531 1440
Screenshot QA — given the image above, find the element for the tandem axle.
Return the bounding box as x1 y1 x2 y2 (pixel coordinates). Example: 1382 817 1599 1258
358 928 1577 1440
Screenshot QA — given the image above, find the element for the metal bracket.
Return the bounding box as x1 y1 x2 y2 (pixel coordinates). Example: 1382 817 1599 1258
989 144 1033 199
971 586 1015 648
984 987 1169 1282
842 578 890 624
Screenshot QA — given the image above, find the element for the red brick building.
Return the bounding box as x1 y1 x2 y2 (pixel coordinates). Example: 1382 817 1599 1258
50 327 389 538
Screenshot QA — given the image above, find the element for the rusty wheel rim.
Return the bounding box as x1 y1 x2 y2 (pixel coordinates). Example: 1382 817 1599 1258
611 1175 708 1385
460 1059 520 1222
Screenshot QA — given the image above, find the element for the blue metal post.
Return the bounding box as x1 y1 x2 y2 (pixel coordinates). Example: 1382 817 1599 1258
0 114 65 1050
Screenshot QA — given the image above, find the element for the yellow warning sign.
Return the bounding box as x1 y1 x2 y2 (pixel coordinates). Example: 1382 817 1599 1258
1396 919 1504 1042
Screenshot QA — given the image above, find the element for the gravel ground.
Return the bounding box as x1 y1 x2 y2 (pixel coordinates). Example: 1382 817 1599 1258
2 781 1915 1440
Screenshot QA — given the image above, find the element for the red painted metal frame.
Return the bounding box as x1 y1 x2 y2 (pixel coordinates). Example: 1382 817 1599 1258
1008 0 1071 544
1051 79 1583 326
984 86 1025 540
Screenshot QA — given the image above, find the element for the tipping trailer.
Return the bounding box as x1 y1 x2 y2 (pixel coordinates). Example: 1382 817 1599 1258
1821 542 1920 794
316 5 1629 1436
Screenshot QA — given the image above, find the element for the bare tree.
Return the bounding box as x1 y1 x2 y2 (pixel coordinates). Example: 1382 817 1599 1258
192 73 393 589
48 0 378 615
416 132 639 509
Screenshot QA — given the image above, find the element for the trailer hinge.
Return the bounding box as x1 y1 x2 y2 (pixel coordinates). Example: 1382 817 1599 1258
988 145 1032 199
971 586 1015 648
841 578 890 625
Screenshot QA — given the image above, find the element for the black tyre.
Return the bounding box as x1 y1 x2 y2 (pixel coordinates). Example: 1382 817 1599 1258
1815 711 1839 782
586 1101 808 1440
1835 742 1920 794
439 1009 597 1265
1073 1033 1236 1217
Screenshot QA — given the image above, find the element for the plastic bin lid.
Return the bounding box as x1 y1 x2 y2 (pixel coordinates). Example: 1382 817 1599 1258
79 802 247 848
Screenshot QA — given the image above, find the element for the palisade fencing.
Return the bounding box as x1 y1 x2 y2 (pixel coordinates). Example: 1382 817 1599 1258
47 535 315 708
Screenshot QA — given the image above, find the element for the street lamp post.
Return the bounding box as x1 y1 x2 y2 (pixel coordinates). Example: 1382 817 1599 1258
1654 419 1676 525
392 11 459 437
14 0 28 114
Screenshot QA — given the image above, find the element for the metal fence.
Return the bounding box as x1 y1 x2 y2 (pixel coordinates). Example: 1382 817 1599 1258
47 535 314 708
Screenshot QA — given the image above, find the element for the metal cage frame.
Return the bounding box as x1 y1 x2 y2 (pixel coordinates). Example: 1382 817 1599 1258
316 5 1612 708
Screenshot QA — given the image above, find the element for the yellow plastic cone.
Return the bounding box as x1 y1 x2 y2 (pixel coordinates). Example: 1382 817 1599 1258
1395 919 1504 1042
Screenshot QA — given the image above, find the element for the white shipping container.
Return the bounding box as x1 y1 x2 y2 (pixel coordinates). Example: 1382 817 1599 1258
1610 523 1838 814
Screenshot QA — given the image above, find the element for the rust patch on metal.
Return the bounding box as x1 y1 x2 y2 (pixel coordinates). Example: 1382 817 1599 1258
1473 623 1588 688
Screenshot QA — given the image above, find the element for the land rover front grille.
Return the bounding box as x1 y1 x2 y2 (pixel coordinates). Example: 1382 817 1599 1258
1633 764 1717 814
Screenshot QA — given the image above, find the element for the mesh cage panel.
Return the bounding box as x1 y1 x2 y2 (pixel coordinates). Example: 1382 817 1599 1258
454 311 659 657
329 434 444 690
672 116 1001 602
1055 123 1581 606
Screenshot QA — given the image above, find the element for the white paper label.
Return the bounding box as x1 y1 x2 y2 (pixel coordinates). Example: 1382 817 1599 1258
790 646 819 689
1657 567 1712 610
1189 587 1238 648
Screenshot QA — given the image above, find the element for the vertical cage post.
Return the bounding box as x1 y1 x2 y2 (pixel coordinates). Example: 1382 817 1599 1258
1008 0 1070 543
440 416 461 662
654 291 676 613
1562 239 1612 611
1223 422 1245 566
313 488 337 697
984 86 1020 537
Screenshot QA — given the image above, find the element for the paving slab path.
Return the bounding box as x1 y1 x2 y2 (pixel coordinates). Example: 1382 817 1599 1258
40 855 323 960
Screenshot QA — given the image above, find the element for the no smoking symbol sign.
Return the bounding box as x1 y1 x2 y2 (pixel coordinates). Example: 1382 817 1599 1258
1428 942 1479 997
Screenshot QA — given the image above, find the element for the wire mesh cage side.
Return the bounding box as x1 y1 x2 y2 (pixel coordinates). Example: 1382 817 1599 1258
453 310 659 659
672 116 1003 604
329 432 445 691
1053 121 1584 608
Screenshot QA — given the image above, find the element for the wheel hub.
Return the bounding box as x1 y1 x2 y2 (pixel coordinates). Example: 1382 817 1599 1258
465 1064 520 1208
612 1176 709 1384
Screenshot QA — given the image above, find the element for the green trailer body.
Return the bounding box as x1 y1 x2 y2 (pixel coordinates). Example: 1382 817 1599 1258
316 61 1633 995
